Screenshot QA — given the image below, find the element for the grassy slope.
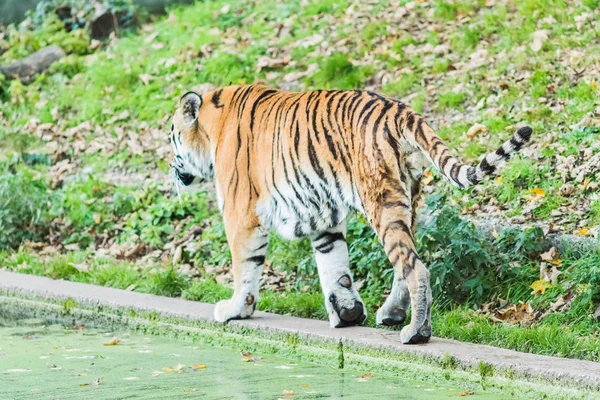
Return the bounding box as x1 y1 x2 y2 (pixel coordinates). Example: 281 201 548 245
3 0 600 230
1 0 600 362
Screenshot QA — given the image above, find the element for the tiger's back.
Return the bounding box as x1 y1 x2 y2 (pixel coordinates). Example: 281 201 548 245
213 86 427 238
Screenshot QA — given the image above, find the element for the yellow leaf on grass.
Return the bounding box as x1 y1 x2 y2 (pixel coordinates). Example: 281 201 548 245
103 337 120 346
282 390 294 396
530 279 552 295
190 364 206 370
530 188 545 197
524 188 545 201
494 176 503 184
574 228 589 236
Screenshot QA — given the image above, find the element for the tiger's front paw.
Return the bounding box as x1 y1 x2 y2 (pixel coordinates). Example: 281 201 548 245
213 295 257 323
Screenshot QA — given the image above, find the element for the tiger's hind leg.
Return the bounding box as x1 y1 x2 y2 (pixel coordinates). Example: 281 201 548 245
376 177 422 327
311 222 367 328
363 183 432 344
213 223 269 323
376 271 410 326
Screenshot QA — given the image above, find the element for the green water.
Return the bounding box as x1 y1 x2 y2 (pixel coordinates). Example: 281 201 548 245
0 318 493 399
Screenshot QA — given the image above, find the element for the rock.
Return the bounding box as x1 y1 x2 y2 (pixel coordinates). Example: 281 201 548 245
0 45 66 82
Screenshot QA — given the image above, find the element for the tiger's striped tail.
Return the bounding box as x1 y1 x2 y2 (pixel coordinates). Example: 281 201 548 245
413 121 532 189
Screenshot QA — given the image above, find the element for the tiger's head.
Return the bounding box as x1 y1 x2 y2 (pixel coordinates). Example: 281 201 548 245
168 90 220 193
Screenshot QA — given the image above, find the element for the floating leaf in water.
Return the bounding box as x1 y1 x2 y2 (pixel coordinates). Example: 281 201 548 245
104 337 121 346
241 351 262 362
80 377 102 387
163 364 185 373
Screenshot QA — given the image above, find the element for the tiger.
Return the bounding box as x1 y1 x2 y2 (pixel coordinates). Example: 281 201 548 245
168 84 532 344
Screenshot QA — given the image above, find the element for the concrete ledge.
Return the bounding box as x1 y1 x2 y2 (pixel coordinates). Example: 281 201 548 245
1 271 599 398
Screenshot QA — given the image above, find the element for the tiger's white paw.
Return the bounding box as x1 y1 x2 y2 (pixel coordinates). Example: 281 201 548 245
213 295 257 323
326 286 367 328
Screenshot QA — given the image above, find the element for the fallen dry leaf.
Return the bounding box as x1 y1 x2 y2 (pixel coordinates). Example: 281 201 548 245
458 390 475 397
538 290 574 320
189 364 206 370
540 247 562 265
531 30 549 52
282 390 294 396
466 123 487 139
491 302 535 325
539 262 561 285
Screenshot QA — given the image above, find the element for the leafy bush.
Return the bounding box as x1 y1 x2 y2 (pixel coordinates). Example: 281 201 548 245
26 0 136 33
0 17 91 63
0 166 52 249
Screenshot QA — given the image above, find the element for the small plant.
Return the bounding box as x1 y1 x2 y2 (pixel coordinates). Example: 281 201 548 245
142 267 189 298
478 361 494 390
440 353 458 370
61 297 77 313
310 53 367 90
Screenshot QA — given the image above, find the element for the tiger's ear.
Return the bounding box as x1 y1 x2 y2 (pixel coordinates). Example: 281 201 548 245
180 91 202 125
